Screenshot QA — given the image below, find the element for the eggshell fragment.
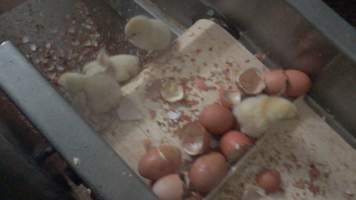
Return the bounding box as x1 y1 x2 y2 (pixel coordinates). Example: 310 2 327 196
237 68 266 95
160 79 184 102
199 104 235 135
180 122 211 156
285 69 311 97
189 152 229 193
219 89 242 109
263 70 288 95
152 174 184 200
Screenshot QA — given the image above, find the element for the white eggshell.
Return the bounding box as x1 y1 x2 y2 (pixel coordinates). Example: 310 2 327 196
160 80 184 102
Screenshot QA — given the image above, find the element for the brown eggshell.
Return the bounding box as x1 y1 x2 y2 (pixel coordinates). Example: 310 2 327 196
285 69 312 97
237 68 266 95
159 144 182 167
138 145 182 180
181 122 211 156
218 88 242 110
152 174 184 200
263 70 288 95
189 152 229 193
256 169 282 194
199 104 235 135
220 131 253 162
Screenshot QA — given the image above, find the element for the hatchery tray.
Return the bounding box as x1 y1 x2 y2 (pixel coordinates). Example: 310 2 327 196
85 19 356 199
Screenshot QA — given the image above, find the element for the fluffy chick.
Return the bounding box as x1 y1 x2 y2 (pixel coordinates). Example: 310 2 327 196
125 15 172 51
109 54 141 83
83 72 122 114
83 51 141 83
58 72 86 94
82 61 105 76
233 95 297 138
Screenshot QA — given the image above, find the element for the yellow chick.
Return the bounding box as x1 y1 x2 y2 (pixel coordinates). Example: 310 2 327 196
58 72 86 94
109 54 141 83
125 15 172 51
83 72 122 114
233 95 297 138
83 50 141 83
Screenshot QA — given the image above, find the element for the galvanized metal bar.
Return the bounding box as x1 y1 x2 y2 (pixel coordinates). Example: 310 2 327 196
0 41 156 200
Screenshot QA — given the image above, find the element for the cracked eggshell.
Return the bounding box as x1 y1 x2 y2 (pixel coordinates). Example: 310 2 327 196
83 72 122 114
237 68 266 95
263 70 288 95
285 69 311 97
160 80 184 102
180 122 211 156
219 89 242 109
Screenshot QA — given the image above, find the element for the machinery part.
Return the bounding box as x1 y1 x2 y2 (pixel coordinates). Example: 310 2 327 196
0 120 75 200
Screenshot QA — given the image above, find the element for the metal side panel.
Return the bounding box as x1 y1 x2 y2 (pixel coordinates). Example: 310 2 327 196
0 41 156 200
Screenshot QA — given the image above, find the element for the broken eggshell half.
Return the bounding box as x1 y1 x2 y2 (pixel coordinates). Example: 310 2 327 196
160 79 185 102
263 70 288 95
236 68 266 95
180 122 211 156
